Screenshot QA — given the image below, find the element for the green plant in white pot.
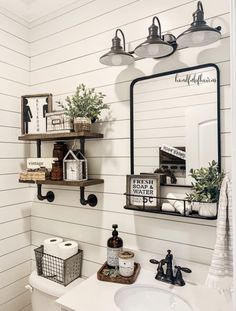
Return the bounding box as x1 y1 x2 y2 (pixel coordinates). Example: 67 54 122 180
59 84 108 132
186 160 224 217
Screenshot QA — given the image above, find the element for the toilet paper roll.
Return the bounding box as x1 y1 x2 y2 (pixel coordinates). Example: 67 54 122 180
58 241 79 260
43 237 63 257
167 193 191 215
162 203 176 212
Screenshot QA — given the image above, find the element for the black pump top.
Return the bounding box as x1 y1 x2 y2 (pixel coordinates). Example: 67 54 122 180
112 224 118 236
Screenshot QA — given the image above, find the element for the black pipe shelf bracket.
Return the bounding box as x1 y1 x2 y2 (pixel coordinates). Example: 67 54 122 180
37 184 55 202
80 187 98 207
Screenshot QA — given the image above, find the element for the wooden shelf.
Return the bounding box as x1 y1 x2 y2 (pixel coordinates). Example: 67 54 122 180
18 131 103 141
19 179 104 187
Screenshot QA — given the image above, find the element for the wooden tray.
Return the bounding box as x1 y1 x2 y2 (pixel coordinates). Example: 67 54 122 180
97 261 141 284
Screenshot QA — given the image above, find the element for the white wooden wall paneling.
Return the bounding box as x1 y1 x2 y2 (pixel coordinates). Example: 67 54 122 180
0 29 29 57
0 46 29 71
0 63 29 85
29 0 93 28
0 94 22 113
30 13 229 74
0 276 29 305
0 292 31 311
0 217 30 240
0 232 30 257
29 59 229 96
0 202 31 222
0 7 29 28
30 36 230 86
30 0 229 57
0 261 31 289
30 0 138 42
0 188 31 207
0 246 31 273
31 204 216 249
31 219 214 266
31 230 213 278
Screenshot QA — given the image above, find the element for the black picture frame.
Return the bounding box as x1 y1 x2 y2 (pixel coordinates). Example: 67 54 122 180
21 93 53 135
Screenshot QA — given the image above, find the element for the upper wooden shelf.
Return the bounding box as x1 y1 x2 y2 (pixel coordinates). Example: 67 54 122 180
18 131 103 141
19 179 104 187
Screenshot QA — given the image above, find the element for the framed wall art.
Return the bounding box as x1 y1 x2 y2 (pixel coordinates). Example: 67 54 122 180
125 174 161 211
21 94 53 134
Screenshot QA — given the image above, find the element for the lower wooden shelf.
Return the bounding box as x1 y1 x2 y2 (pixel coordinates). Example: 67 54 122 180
19 179 104 187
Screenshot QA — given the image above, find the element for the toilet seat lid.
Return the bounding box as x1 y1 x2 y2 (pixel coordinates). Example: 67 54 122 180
29 271 83 298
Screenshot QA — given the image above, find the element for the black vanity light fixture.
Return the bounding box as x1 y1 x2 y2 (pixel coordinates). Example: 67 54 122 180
176 1 221 47
134 16 176 58
99 1 221 66
99 29 134 66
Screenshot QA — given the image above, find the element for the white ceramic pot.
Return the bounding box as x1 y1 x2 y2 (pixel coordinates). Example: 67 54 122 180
74 117 91 132
197 202 217 217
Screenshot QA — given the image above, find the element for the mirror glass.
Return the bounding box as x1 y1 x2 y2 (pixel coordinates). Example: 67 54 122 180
131 64 220 186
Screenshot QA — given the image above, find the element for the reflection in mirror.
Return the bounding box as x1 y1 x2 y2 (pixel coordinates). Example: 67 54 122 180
131 64 220 186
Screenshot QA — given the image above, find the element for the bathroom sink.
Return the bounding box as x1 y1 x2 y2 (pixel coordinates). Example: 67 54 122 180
114 285 193 311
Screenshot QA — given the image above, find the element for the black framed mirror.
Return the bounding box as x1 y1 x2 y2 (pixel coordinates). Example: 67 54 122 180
130 63 221 187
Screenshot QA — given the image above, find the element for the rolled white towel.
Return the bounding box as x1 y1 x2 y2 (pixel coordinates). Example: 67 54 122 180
162 203 176 212
166 193 191 215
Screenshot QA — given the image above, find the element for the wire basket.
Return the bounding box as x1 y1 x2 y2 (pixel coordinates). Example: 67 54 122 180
34 245 83 286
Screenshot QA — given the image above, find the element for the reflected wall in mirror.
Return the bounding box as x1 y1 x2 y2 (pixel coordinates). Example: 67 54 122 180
130 64 220 186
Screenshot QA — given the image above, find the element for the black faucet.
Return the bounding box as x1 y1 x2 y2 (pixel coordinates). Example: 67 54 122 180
150 250 192 286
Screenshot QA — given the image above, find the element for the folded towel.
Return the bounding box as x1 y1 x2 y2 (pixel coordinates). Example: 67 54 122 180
166 193 191 215
205 175 233 293
162 203 176 212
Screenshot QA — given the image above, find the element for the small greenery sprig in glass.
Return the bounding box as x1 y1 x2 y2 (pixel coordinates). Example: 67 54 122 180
58 84 109 121
186 160 224 203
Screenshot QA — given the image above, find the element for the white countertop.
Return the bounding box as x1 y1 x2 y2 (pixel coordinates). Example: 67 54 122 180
56 268 232 311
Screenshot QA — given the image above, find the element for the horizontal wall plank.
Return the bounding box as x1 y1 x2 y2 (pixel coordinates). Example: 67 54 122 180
0 175 28 191
0 202 31 223
31 216 214 265
0 246 31 273
0 261 31 289
0 232 30 257
0 217 30 240
30 0 136 42
31 203 216 249
30 0 229 56
0 291 30 311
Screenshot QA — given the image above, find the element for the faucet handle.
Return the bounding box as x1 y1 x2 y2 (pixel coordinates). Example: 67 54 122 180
175 266 192 273
174 265 192 287
150 259 160 264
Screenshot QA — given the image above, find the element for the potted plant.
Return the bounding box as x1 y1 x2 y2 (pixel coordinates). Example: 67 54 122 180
59 84 108 132
186 160 224 217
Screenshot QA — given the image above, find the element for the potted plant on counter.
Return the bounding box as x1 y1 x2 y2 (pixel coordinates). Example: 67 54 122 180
186 160 224 217
59 84 108 132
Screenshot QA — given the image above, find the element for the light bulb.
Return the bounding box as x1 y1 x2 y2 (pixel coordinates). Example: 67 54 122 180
111 54 123 66
147 44 160 57
191 31 206 44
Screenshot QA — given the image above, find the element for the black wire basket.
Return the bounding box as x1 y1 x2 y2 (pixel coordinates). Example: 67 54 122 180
34 245 83 286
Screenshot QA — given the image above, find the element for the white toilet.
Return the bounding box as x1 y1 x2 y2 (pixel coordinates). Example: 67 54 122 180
27 271 83 311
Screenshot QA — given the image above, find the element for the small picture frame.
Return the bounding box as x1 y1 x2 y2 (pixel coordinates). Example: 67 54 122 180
125 175 161 211
21 94 53 134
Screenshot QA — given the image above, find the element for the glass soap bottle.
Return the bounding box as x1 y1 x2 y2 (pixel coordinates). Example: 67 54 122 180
107 224 123 268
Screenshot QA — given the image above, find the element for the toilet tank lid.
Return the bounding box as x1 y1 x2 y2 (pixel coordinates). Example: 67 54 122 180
29 271 84 298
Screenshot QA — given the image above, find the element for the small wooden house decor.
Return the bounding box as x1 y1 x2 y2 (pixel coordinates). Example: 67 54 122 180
63 150 88 181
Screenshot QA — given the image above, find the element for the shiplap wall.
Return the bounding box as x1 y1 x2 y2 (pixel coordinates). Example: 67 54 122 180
0 7 32 311
28 0 230 282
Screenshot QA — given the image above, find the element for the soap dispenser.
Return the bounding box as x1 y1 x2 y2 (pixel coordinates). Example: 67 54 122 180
107 224 123 268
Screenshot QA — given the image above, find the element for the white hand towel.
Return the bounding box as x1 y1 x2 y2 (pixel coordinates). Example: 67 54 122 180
166 193 191 215
162 203 176 212
205 175 233 293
